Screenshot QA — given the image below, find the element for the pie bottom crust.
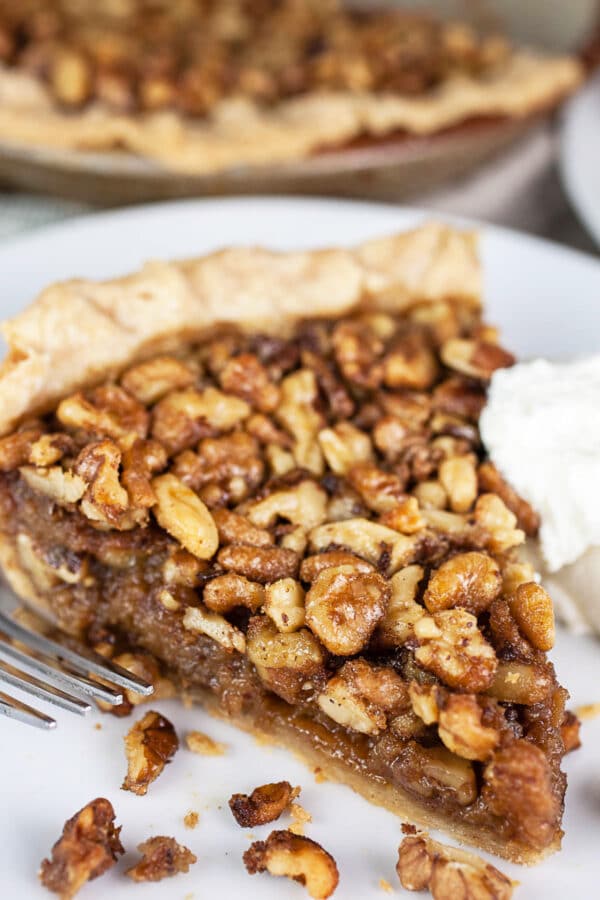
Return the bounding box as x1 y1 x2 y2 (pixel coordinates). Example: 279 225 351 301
0 534 558 866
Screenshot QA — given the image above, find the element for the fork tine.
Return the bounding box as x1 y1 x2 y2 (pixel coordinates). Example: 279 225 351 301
0 689 56 729
0 638 124 705
0 660 91 715
0 612 153 696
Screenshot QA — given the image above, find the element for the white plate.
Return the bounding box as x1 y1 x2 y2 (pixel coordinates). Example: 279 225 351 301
560 71 600 247
1 198 600 900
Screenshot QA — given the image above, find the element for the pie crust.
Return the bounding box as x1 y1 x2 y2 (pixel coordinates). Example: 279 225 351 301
0 224 570 865
0 50 581 175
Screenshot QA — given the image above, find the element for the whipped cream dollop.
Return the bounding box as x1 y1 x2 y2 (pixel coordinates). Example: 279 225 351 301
480 356 600 573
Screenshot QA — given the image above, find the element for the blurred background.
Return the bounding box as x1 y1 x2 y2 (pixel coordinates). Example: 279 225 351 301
0 0 599 251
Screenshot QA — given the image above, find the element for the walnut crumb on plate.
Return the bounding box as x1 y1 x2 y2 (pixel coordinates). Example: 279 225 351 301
185 730 227 756
126 836 197 882
230 781 301 827
122 710 178 796
244 830 339 899
184 811 200 829
39 798 124 899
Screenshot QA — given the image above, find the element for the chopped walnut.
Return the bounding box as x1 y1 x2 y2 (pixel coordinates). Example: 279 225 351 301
276 369 324 475
121 356 196 405
183 603 246 653
20 465 86 506
152 473 219 559
0 425 43 471
414 609 497 692
508 582 555 651
483 739 560 851
229 781 300 827
39 798 124 899
475 494 525 553
264 578 306 632
383 332 439 390
379 497 425 535
219 352 280 412
318 423 373 475
397 833 514 899
423 552 502 615
437 694 500 761
184 811 200 829
185 730 227 756
487 660 553 705
203 573 265 614
440 338 515 380
244 830 339 900
305 565 389 655
246 615 326 704
309 518 418 575
217 543 300 583
120 438 167 509
212 507 273 547
318 659 409 735
28 433 73 467
333 319 383 389
478 461 540 536
152 387 249 453
377 565 425 647
76 439 145 530
438 455 478 513
248 480 328 530
58 386 148 442
125 836 196 882
300 550 376 581
347 462 407 514
122 710 179 796
414 479 448 510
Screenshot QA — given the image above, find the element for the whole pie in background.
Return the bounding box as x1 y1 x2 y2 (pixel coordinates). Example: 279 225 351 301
0 0 583 174
0 223 572 865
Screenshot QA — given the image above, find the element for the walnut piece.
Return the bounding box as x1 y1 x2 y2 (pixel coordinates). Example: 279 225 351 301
185 730 227 756
309 518 418 575
20 465 86 506
246 615 326 704
305 565 389 655
125 836 197 882
376 565 425 647
438 455 478 513
318 659 409 736
397 833 514 899
475 494 525 553
414 609 497 692
39 798 124 899
244 830 339 900
423 552 501 615
152 473 219 559
276 369 324 475
508 582 555 651
76 439 141 530
247 479 328 530
121 356 196 405
317 423 373 475
440 338 514 380
183 603 246 653
217 543 300 583
203 573 265 614
229 781 300 827
264 578 306 632
122 710 179 796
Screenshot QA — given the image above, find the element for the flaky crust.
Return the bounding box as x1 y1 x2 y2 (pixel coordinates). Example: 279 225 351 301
0 51 582 175
0 222 480 436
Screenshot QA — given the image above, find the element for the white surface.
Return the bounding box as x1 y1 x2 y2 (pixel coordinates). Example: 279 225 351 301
560 70 600 248
1 198 600 899
481 357 600 571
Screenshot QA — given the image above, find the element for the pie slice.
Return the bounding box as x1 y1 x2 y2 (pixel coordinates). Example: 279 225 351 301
0 224 570 863
0 1 582 174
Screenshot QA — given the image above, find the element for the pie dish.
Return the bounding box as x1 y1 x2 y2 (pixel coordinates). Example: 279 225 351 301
0 223 571 865
0 1 582 175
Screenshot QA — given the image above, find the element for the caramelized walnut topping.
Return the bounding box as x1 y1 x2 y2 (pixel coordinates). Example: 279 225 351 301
247 616 326 705
121 356 196 405
264 577 306 632
309 518 418 575
318 659 409 735
203 573 265 614
333 320 383 389
483 740 560 851
508 582 555 651
277 369 324 475
217 543 300 583
474 494 525 553
152 473 219 560
20 465 86 507
219 353 280 412
183 603 246 654
39 798 124 900
152 387 249 453
376 565 425 647
305 565 389 655
441 339 515 380
248 479 328 530
438 455 478 513
126 836 196 882
122 710 179 796
397 833 514 899
58 386 148 442
0 426 43 471
318 423 373 476
300 551 376 582
212 507 274 547
76 439 143 529
423 552 502 615
478 461 540 536
244 830 339 900
229 781 300 827
414 609 497 692
383 332 439 390
347 462 407 514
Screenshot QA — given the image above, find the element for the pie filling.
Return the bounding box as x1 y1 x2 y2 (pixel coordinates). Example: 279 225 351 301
0 301 569 860
0 0 511 116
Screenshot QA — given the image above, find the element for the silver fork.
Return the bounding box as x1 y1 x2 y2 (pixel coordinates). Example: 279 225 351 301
0 589 153 729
